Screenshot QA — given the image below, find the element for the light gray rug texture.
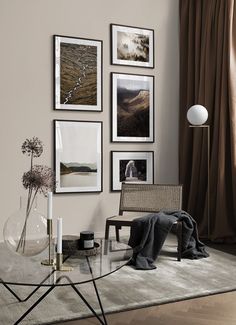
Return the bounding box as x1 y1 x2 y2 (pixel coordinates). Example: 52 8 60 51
1 235 236 325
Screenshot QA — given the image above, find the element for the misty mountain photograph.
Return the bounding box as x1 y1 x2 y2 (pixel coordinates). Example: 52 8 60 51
117 31 149 62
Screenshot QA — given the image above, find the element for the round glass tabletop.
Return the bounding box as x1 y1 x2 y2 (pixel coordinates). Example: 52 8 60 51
0 239 132 287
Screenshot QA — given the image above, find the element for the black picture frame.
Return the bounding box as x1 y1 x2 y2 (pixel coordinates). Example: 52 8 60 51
54 120 103 194
111 72 154 143
111 151 154 191
110 24 154 68
54 35 103 111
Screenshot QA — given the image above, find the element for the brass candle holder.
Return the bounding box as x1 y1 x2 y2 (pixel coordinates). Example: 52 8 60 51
55 253 73 272
41 219 54 266
41 220 73 271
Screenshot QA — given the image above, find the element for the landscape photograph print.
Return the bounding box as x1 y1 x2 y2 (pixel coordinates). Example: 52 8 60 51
54 120 102 193
111 151 154 191
54 35 102 111
112 73 154 142
111 24 154 68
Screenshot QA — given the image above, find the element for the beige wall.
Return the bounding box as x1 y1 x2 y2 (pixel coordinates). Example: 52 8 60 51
0 0 179 240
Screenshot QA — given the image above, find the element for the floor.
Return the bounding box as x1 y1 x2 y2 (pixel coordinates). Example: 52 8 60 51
57 242 236 325
58 290 236 325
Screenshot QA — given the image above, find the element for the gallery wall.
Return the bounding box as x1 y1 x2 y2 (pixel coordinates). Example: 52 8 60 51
0 0 179 240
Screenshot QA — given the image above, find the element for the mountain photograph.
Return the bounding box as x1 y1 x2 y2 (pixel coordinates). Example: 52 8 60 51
117 31 149 62
117 77 150 137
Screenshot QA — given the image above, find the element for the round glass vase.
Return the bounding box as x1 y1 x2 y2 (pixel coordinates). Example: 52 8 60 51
3 196 49 256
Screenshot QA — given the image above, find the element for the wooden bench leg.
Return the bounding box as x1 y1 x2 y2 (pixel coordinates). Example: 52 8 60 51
177 221 182 261
105 222 110 240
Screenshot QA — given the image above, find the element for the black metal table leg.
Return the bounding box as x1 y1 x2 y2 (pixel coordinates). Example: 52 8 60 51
61 275 107 325
14 284 56 325
91 278 108 325
1 282 24 302
86 256 108 325
1 273 108 325
0 270 55 302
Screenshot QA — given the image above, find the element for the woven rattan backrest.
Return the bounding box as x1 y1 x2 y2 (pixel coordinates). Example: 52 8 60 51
119 183 182 215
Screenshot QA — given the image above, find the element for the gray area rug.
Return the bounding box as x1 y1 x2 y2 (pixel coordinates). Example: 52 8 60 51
1 235 236 325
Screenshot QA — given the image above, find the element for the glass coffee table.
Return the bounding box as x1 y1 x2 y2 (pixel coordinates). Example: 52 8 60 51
0 239 132 325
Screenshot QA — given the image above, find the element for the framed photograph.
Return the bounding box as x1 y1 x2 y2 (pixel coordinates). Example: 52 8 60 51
111 24 154 68
111 151 154 191
54 120 102 193
111 72 154 142
54 35 103 111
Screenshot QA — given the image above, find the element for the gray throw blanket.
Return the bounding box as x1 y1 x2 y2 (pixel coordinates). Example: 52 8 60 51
128 210 209 270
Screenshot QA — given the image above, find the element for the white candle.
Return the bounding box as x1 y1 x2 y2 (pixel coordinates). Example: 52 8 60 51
47 192 52 220
57 217 62 254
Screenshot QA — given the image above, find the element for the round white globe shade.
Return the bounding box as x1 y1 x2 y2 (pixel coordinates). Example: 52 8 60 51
187 105 208 126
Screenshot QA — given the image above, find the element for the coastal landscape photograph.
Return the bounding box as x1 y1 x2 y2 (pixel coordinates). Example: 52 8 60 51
55 120 102 193
60 162 97 188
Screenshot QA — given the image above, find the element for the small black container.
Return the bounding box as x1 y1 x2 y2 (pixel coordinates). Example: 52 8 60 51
62 235 80 255
80 231 94 250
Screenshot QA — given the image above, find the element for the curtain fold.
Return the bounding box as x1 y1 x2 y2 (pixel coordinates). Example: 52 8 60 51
179 0 236 240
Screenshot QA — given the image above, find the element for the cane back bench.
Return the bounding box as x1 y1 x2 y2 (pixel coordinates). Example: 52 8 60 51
105 183 183 261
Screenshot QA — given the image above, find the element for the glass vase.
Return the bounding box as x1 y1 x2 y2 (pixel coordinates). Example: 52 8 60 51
3 196 49 256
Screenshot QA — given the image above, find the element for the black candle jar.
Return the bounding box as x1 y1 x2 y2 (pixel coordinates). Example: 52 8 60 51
80 231 94 250
62 235 80 254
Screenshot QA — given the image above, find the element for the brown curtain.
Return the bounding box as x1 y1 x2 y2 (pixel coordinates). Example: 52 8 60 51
179 0 236 240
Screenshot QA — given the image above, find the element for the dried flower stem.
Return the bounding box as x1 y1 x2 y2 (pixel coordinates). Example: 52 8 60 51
16 187 38 253
16 137 54 255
